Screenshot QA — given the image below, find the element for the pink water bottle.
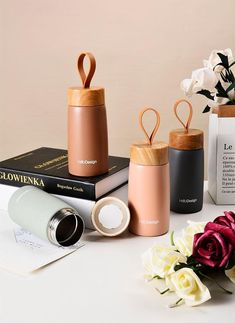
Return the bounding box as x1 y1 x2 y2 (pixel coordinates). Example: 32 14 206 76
128 108 170 236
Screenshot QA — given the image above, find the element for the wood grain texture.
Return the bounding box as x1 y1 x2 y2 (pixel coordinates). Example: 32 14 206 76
67 87 105 107
212 105 235 117
218 105 235 118
130 141 168 166
169 128 203 150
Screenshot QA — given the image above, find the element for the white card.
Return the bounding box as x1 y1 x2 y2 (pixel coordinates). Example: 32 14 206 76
0 210 85 275
217 134 235 204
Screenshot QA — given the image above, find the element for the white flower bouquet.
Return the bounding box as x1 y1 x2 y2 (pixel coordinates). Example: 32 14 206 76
181 49 235 112
142 213 235 307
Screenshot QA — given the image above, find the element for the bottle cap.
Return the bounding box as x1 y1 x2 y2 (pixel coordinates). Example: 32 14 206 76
130 108 168 166
169 99 203 150
68 52 105 107
91 197 130 237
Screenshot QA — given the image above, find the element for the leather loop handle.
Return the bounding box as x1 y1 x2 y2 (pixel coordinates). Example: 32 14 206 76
77 52 96 88
139 108 160 145
173 99 193 133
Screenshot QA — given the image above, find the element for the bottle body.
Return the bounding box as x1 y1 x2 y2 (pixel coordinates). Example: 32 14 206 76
169 148 204 213
128 161 170 236
68 104 108 177
8 186 84 246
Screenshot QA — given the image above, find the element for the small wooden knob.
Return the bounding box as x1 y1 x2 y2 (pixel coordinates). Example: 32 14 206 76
169 99 203 150
67 87 105 107
130 142 168 166
169 129 203 150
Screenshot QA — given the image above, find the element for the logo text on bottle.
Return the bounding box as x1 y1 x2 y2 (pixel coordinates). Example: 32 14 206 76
179 198 197 203
78 160 98 165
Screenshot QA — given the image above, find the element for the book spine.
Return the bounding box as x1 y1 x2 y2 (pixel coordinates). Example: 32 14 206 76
0 168 96 200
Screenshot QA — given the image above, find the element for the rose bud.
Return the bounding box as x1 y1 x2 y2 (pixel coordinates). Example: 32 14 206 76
214 211 235 231
192 223 235 268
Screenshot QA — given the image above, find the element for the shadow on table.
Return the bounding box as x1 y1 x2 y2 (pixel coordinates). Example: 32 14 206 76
84 228 136 242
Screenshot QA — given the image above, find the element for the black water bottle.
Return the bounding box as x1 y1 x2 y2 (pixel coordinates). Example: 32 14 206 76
169 99 204 213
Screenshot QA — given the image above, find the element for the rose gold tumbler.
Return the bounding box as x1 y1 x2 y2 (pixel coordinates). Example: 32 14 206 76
128 108 170 236
68 52 108 177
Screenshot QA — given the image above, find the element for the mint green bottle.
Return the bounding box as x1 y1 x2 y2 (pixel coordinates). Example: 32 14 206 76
8 186 84 246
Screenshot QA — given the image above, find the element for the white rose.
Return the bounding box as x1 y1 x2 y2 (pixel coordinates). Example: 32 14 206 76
206 96 230 109
180 78 196 97
181 68 218 97
191 68 218 91
175 221 206 257
166 268 211 306
225 265 235 284
142 244 186 279
215 95 230 105
203 48 233 71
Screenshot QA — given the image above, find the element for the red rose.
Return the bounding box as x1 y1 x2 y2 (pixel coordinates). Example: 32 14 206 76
192 222 235 268
214 211 235 231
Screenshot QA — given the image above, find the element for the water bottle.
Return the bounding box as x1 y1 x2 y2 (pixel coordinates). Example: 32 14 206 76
169 99 204 213
68 52 108 177
128 108 170 236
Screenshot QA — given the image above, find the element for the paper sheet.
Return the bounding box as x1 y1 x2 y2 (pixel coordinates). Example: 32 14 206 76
0 210 85 275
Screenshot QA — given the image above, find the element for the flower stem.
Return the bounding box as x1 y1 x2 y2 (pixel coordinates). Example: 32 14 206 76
168 298 183 308
155 287 170 294
199 271 233 294
147 274 162 282
170 231 175 246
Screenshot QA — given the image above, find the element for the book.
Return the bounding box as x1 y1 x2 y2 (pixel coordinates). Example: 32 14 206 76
0 183 128 230
0 147 129 201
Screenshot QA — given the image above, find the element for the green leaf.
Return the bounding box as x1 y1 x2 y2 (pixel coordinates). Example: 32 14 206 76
226 100 235 105
224 69 235 82
225 252 235 270
197 89 214 100
217 93 229 98
214 63 225 70
226 81 235 93
174 262 188 271
217 53 229 69
170 231 175 246
220 70 234 83
215 81 228 98
221 72 228 82
202 105 211 113
229 60 235 68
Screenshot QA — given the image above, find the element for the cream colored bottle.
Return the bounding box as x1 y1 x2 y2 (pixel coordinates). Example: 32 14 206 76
128 108 170 236
68 52 108 177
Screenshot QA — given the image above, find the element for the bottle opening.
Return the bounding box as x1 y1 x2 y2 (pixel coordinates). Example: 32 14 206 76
48 208 84 247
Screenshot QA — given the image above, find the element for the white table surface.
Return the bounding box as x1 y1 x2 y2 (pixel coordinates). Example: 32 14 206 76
0 182 235 323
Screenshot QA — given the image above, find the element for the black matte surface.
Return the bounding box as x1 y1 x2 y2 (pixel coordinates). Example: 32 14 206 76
169 148 204 213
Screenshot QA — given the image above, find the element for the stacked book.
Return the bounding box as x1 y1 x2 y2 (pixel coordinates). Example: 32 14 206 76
0 147 129 229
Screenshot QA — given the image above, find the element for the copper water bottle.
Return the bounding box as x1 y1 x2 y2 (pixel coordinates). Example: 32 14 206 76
128 108 170 236
68 52 108 177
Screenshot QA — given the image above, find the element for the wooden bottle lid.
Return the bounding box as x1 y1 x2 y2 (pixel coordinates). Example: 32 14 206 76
68 52 105 107
169 99 203 150
130 108 169 166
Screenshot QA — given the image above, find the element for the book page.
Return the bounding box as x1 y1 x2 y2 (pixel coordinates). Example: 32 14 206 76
217 134 235 204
